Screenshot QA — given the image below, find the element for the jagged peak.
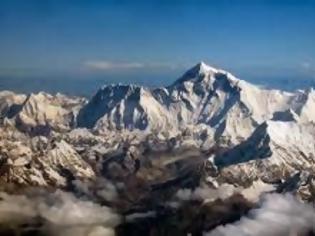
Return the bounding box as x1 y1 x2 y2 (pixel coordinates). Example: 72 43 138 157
195 61 219 74
99 83 141 91
93 84 146 102
172 61 241 88
97 83 151 95
180 61 217 79
24 92 58 105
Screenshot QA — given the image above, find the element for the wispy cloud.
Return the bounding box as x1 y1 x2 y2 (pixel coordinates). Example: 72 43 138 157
300 60 315 79
83 60 184 71
301 61 312 70
84 61 145 70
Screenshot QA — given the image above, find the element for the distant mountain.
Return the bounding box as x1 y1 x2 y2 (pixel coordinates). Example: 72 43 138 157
1 62 315 235
1 62 315 201
76 62 315 144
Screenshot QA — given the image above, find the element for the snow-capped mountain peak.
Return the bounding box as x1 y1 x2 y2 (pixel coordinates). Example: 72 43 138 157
1 61 315 220
73 62 315 145
4 61 315 148
188 61 219 75
172 62 231 86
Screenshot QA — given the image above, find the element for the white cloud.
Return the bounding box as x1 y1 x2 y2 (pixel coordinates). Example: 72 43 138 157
301 61 312 70
85 61 144 70
0 190 121 236
175 184 236 202
205 193 315 236
83 60 184 71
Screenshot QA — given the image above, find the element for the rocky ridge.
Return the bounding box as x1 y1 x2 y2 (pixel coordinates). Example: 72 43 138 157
0 62 315 202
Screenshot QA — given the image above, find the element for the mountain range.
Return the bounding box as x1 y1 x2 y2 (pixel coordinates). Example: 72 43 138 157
0 62 315 235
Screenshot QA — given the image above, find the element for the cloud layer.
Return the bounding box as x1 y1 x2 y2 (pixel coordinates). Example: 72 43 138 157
205 194 315 236
0 190 121 236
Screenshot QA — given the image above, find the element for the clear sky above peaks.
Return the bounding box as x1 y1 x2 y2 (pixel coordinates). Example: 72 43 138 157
0 0 314 94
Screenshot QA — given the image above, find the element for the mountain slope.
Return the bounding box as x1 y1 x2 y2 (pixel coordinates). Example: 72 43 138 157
214 121 315 186
76 62 313 144
1 62 315 198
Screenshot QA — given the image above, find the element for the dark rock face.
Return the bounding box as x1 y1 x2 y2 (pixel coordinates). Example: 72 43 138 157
116 195 255 236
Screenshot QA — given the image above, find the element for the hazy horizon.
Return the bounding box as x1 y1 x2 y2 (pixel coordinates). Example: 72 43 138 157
1 63 315 96
0 0 314 95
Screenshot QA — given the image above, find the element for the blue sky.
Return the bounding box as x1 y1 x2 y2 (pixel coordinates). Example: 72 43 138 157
0 0 314 94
